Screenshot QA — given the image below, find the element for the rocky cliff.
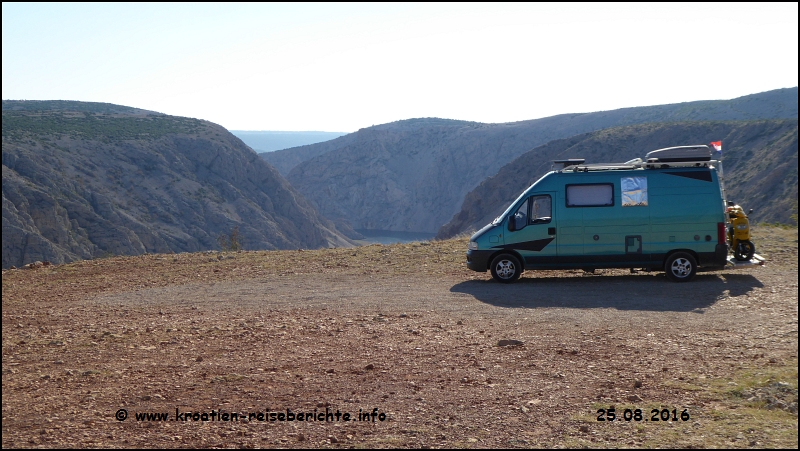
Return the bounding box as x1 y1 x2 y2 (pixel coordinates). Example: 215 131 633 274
266 88 797 234
437 119 798 238
2 101 353 269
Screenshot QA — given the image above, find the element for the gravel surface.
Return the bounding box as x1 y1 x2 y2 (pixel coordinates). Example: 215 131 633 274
3 228 797 448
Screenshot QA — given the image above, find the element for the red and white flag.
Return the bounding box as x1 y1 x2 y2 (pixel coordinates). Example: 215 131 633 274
710 141 722 152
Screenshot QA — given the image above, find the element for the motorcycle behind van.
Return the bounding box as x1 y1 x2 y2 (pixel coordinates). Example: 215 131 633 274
726 201 755 261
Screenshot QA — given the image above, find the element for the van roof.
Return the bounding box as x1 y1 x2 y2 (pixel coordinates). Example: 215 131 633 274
554 144 717 172
555 159 717 173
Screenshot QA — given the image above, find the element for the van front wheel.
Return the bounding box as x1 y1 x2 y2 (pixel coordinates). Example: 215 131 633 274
665 252 697 282
490 254 522 283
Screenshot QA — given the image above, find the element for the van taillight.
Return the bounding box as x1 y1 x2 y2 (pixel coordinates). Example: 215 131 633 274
717 222 726 244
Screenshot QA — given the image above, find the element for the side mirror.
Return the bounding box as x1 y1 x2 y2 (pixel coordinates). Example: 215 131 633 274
508 217 516 232
748 209 753 214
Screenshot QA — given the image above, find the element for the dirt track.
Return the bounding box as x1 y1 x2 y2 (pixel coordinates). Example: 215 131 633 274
2 230 798 448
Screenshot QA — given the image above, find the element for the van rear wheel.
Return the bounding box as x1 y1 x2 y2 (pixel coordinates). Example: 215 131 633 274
665 252 697 282
490 254 522 283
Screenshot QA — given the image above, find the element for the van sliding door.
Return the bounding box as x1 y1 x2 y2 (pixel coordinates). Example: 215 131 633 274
571 180 651 268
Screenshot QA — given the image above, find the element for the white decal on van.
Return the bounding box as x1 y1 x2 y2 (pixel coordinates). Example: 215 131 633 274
621 176 648 207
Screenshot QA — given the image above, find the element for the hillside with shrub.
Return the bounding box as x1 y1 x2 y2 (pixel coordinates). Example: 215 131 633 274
2 101 352 269
265 88 797 234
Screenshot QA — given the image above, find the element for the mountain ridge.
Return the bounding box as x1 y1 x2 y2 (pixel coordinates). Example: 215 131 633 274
267 87 797 234
437 119 798 239
2 101 353 269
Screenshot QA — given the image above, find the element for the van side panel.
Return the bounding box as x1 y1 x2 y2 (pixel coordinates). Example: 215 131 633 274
648 170 724 266
580 174 651 267
555 181 584 257
490 166 727 273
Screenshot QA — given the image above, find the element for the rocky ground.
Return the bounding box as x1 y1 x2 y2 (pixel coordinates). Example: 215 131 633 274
2 226 797 448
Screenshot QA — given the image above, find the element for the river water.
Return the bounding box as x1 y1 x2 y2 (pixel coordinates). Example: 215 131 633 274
353 229 436 245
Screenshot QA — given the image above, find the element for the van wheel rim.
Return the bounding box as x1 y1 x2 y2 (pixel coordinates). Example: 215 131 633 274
671 258 692 277
496 260 516 279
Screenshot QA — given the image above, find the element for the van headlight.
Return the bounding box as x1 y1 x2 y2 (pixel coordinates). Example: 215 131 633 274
468 241 478 250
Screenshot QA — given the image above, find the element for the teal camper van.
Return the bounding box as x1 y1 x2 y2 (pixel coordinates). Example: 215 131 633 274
466 145 735 283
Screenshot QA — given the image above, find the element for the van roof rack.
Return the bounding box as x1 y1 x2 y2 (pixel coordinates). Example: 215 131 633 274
554 159 718 173
552 159 585 170
644 160 716 169
564 162 641 172
553 145 719 174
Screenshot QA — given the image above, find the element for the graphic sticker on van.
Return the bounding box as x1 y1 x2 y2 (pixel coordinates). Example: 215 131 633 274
621 177 648 206
496 238 554 252
663 171 713 182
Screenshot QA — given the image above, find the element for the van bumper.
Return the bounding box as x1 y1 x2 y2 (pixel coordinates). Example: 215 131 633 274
714 243 728 266
466 249 493 272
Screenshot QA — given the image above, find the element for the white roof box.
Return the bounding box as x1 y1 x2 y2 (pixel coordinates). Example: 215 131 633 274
645 145 712 162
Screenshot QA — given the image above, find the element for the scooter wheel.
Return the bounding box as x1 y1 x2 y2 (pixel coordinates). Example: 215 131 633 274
734 240 755 261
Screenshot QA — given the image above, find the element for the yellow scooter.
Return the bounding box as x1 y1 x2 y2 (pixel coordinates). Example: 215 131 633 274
726 201 755 261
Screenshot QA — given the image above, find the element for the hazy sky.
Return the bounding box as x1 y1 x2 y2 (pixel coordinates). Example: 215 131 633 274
3 2 798 132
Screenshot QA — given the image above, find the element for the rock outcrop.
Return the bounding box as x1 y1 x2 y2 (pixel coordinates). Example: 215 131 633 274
2 101 353 269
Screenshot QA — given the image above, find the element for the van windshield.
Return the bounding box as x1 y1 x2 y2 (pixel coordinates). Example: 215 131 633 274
492 190 530 225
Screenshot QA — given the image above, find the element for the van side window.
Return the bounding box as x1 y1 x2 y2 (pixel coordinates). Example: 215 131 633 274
510 196 552 231
530 195 552 223
566 184 614 207
621 177 648 206
511 198 529 231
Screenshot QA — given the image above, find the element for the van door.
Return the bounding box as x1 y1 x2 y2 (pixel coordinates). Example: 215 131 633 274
581 177 650 267
503 193 557 267
556 188 583 258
